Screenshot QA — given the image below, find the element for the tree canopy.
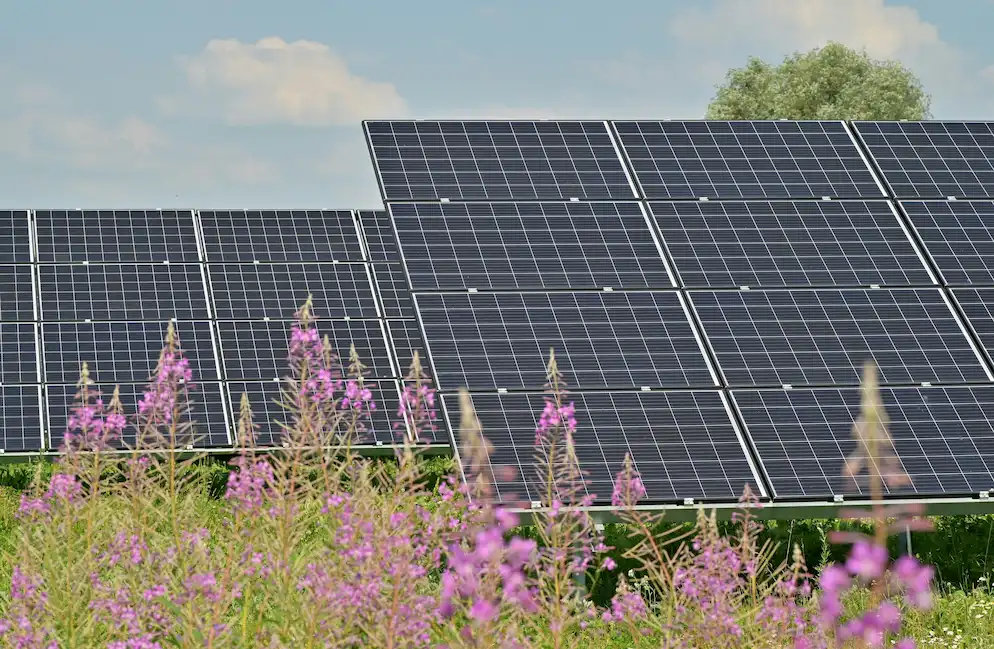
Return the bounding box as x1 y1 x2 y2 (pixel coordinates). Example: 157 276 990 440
705 42 931 121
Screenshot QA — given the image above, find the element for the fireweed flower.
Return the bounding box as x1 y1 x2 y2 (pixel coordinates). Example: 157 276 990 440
225 456 276 515
137 322 194 426
395 352 438 442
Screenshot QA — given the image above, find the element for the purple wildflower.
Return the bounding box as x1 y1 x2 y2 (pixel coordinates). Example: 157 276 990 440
846 540 888 582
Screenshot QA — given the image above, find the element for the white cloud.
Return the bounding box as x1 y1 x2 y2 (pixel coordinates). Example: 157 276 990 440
179 36 409 126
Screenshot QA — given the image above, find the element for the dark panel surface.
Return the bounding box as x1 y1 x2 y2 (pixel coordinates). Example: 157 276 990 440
36 210 200 263
38 264 209 321
415 291 714 391
951 288 994 364
444 390 760 504
198 210 363 262
365 120 635 201
371 263 415 319
650 200 931 288
41 321 218 383
0 324 38 384
614 121 883 200
216 319 393 381
227 379 403 446
357 210 400 262
0 266 36 321
690 288 988 387
390 202 672 291
387 319 425 375
854 121 994 199
902 200 994 285
46 382 230 450
0 386 43 452
207 263 377 320
733 386 994 499
0 211 31 263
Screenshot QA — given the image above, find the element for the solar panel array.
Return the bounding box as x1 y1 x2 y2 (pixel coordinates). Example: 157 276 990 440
2 209 428 453
365 119 994 506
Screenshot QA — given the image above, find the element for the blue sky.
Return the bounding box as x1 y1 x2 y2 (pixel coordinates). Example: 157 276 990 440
2 0 994 209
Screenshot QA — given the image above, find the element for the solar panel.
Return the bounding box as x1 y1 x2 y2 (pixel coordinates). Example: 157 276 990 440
35 210 200 263
357 210 400 262
950 287 994 362
0 386 43 452
387 319 425 375
41 321 219 384
853 122 994 199
733 386 994 499
414 291 715 391
0 266 36 321
226 379 403 446
38 264 209 321
207 263 378 320
901 201 994 285
0 324 39 384
0 211 31 263
443 390 761 504
371 264 415 319
216 319 394 381
689 288 989 388
649 200 933 288
364 120 636 201
613 121 883 200
45 382 231 450
389 202 674 291
198 210 364 262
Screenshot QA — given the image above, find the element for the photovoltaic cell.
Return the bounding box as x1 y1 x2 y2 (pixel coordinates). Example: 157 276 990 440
45 382 230 450
0 324 38 384
650 201 932 288
35 210 200 263
0 211 31 263
389 202 673 291
198 210 364 262
951 287 994 363
357 210 400 262
387 319 425 375
854 121 994 199
733 386 994 499
414 291 714 391
613 121 883 200
902 201 994 285
207 263 378 320
226 379 403 446
690 288 988 388
371 264 415 319
41 321 218 384
364 120 636 201
0 386 43 452
0 266 36 321
216 319 393 381
38 264 209 321
443 390 760 504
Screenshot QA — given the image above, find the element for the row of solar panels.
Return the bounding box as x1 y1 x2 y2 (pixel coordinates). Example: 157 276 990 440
0 209 431 454
361 120 994 507
365 120 994 202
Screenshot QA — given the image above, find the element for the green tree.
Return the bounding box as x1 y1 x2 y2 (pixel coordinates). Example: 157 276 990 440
705 41 931 120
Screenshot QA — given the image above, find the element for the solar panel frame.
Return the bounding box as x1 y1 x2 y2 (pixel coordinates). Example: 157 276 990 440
35 209 201 263
215 319 395 381
440 389 765 505
0 385 44 452
649 200 935 288
225 378 405 447
612 120 886 200
0 211 32 263
901 200 994 285
370 263 415 319
364 120 639 202
45 382 232 450
197 210 365 263
206 262 379 320
688 287 992 388
388 201 676 291
853 121 994 199
732 385 994 499
41 320 221 384
949 287 994 368
38 263 211 321
386 319 425 376
413 290 718 392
